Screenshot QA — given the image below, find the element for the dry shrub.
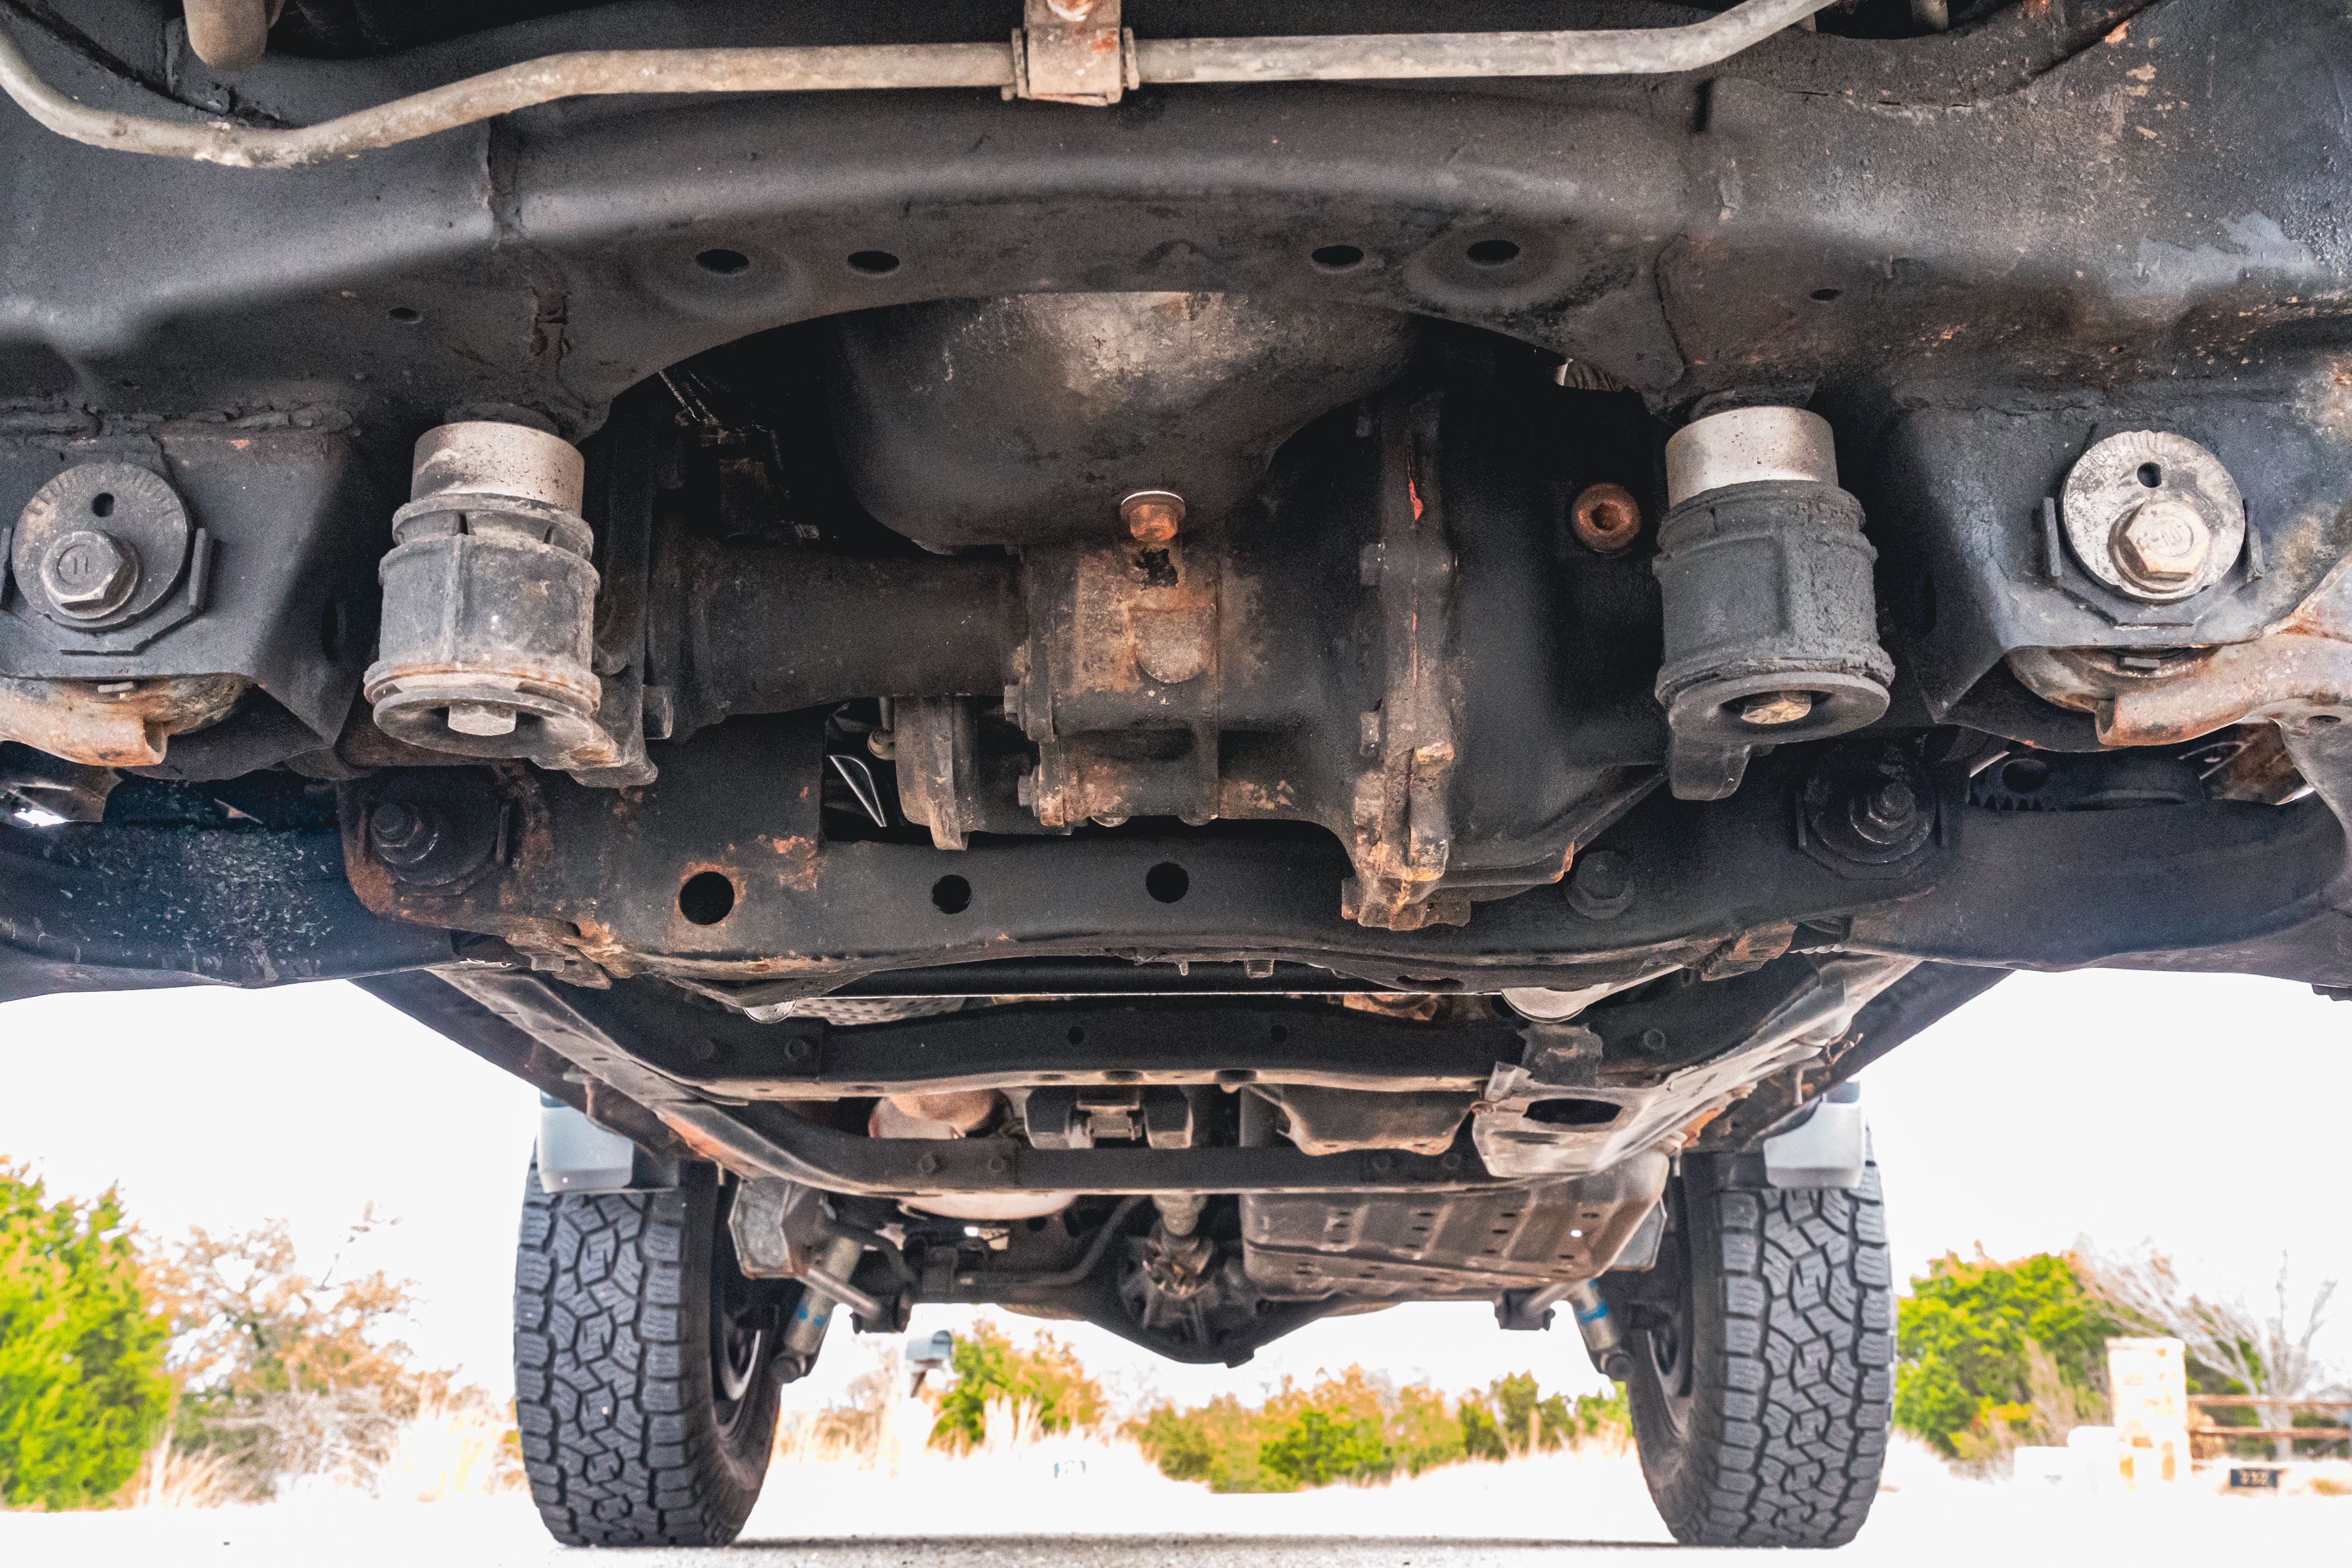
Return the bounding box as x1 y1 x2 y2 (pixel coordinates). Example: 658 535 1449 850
138 1209 516 1501
123 1433 243 1510
773 1348 897 1469
372 1394 523 1502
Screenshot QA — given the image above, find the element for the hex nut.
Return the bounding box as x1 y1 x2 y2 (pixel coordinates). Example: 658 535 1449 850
1121 490 1185 543
369 801 443 868
1569 482 1642 555
1847 778 1919 847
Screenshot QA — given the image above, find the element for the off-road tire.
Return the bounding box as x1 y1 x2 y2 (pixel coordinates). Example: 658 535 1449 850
1622 1161 1893 1549
513 1168 781 1546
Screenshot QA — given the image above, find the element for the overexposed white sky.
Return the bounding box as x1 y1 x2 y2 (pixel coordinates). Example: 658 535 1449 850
0 968 2345 1413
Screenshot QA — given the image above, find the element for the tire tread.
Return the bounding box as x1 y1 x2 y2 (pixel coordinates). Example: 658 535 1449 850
1628 1164 1893 1548
512 1172 770 1547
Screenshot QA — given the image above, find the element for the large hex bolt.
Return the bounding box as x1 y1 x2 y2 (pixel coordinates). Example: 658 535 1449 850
2060 432 2243 604
2111 498 2212 594
39 530 139 618
1566 849 1635 920
12 463 195 631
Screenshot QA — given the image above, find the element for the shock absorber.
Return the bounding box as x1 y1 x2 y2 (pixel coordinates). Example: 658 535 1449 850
1563 1279 1633 1380
780 1234 868 1366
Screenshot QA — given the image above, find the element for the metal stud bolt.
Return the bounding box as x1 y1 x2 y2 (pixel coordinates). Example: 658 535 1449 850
1847 778 1919 847
1739 690 1815 727
369 801 444 868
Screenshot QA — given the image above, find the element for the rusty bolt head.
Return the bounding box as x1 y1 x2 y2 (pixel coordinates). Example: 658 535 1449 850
1848 777 1919 846
39 529 138 618
2111 498 2212 592
1569 482 1643 556
1739 690 1815 727
1121 490 1186 544
369 801 443 868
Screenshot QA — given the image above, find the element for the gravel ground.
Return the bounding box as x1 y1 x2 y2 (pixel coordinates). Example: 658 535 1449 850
3 1497 2344 1568
4 1448 2345 1568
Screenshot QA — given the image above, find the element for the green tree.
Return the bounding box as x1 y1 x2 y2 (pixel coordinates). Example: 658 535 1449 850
1130 1364 1629 1492
1259 1406 1393 1489
1129 1391 1272 1491
929 1318 1105 1449
1895 1251 2115 1458
1386 1381 1466 1476
0 1163 170 1508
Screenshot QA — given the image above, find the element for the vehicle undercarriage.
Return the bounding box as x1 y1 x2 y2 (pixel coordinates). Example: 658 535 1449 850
0 0 2344 1547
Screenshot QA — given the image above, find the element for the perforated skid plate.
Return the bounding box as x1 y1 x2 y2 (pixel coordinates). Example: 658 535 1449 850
1240 1155 1663 1298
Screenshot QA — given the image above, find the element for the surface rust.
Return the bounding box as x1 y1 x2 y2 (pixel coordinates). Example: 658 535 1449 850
0 671 247 767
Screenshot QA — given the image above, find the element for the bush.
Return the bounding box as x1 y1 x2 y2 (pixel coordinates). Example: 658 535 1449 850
1895 1251 2115 1460
0 1162 170 1509
1131 1365 1626 1493
1260 1406 1393 1489
929 1318 1106 1450
142 1209 499 1497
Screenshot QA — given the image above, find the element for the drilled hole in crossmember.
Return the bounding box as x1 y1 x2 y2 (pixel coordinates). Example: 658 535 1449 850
931 874 973 914
1522 1098 1622 1128
2001 757 2050 794
678 871 737 926
1145 861 1190 903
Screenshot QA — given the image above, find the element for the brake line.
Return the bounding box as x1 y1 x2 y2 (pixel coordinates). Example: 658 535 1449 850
0 0 1838 170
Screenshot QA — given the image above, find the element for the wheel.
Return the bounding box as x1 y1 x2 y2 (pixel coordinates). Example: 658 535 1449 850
513 1165 784 1546
1619 1159 1893 1549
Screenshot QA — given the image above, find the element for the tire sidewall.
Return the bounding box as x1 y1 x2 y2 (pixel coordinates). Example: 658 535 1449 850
690 1174 784 1500
1624 1168 1734 1523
